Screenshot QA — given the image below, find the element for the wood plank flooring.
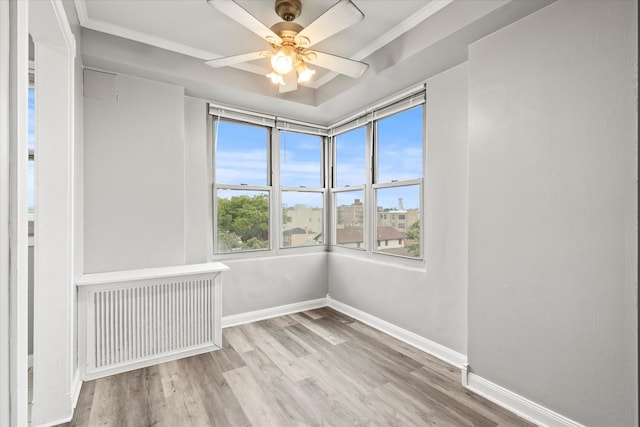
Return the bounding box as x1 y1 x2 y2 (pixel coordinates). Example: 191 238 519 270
64 308 534 426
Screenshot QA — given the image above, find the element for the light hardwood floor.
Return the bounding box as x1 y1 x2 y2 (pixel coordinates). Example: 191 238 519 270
64 308 533 426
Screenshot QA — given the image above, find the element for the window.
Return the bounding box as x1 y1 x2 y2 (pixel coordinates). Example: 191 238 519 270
335 126 366 188
210 88 423 261
331 94 424 260
333 126 366 249
214 119 271 253
280 131 325 248
373 106 423 258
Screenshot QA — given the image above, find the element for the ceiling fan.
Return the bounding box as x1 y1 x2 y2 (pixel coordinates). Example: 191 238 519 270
205 0 369 93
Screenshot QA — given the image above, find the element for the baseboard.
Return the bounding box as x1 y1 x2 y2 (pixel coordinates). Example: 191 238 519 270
466 373 586 427
327 297 467 369
71 369 82 409
33 416 72 427
221 297 328 328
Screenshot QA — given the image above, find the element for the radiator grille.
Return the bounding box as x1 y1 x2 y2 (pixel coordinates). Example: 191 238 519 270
91 278 215 369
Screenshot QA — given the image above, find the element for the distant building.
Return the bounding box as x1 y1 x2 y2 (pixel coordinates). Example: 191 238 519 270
377 208 420 231
336 198 364 227
375 226 406 250
335 226 364 249
282 204 322 246
335 225 406 251
283 204 323 232
282 227 319 247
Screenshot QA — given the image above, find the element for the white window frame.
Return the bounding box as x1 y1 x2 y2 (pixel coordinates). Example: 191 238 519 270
212 116 273 255
278 126 327 249
329 86 426 263
209 105 330 259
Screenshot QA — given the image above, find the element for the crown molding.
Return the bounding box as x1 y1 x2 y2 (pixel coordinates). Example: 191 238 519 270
73 0 267 76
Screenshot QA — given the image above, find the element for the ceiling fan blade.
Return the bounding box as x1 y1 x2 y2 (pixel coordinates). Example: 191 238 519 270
307 51 368 79
207 0 282 45
205 51 272 68
279 70 298 93
295 0 364 48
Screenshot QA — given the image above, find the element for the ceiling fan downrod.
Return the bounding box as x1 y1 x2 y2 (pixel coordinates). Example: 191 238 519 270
275 0 302 22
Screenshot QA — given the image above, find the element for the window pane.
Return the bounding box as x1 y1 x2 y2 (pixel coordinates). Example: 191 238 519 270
216 189 269 253
375 185 421 258
335 190 364 249
376 105 423 183
280 131 322 188
27 160 35 213
335 126 366 187
28 88 35 151
281 191 323 247
215 120 268 186
28 87 35 213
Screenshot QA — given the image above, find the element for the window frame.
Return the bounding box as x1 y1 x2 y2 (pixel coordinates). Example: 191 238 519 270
212 117 273 255
329 90 426 263
209 109 330 259
278 129 327 249
207 85 425 264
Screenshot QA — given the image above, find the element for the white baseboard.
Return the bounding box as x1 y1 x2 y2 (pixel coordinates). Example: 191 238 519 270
71 369 82 409
327 297 467 369
221 297 328 328
33 417 72 427
466 373 586 427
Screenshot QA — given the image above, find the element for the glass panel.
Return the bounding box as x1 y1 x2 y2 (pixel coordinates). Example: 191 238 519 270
280 131 322 188
335 126 366 187
216 189 269 253
375 185 421 258
27 160 35 214
334 190 364 249
281 191 323 247
28 87 35 213
376 105 423 183
28 87 35 151
215 120 269 186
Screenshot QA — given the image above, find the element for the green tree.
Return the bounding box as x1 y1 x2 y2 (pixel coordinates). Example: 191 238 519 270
217 194 269 250
405 220 420 257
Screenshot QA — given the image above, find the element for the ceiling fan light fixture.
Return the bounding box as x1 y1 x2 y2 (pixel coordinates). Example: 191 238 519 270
266 71 286 85
271 48 295 75
296 62 315 83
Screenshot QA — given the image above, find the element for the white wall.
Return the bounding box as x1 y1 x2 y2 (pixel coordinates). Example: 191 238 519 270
328 62 469 355
467 1 638 425
83 71 185 272
29 0 78 422
62 0 84 383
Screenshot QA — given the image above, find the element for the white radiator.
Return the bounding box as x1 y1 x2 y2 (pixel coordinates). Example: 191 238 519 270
77 263 228 380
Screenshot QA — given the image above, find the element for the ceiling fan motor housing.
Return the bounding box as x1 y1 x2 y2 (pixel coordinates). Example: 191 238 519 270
275 0 302 22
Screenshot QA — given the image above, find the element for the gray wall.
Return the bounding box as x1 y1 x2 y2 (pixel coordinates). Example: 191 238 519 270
83 71 185 272
223 253 328 317
467 1 638 426
184 96 210 264
83 75 329 316
328 62 469 355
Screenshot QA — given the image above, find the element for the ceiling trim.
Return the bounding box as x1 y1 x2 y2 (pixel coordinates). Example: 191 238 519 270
309 0 455 89
73 0 267 75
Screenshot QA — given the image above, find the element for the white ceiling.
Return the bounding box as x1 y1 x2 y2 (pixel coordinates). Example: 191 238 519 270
74 0 555 124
